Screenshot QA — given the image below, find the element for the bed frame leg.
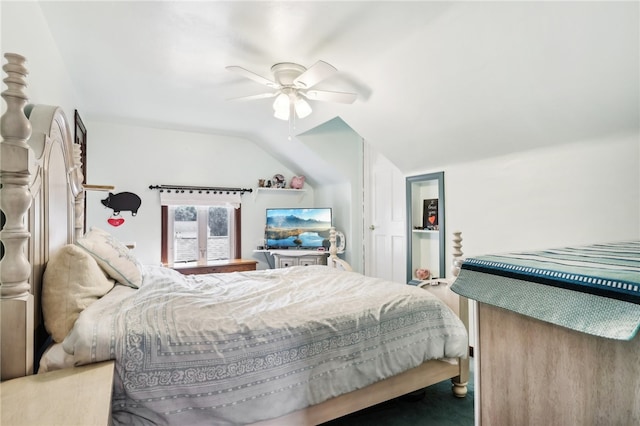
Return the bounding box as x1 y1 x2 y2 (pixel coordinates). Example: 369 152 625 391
451 377 468 398
451 231 469 398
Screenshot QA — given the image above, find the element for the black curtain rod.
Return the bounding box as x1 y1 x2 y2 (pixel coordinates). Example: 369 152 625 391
149 185 253 194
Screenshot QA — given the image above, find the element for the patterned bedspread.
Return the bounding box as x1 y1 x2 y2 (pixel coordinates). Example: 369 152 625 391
63 265 468 425
451 241 640 340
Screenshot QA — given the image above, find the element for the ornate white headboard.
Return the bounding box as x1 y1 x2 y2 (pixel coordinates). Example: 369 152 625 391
0 53 84 380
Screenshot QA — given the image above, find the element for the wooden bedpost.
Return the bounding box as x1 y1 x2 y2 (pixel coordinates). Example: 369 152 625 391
0 53 34 380
450 231 469 397
70 122 85 240
451 231 463 277
328 227 352 271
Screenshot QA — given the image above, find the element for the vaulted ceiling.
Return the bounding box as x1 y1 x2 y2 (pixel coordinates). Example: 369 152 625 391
35 1 639 183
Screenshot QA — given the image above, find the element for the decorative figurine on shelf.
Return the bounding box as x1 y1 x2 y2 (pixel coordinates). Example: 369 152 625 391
272 174 286 188
290 175 305 189
415 268 431 280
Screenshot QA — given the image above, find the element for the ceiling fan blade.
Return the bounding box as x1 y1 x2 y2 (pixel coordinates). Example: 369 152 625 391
302 89 357 104
226 66 279 88
293 60 337 88
227 92 278 102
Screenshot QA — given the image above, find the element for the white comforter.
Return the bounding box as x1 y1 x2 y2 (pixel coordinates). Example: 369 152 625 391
62 265 468 425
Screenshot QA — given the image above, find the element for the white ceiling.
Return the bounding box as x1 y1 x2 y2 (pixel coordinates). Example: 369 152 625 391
37 1 639 184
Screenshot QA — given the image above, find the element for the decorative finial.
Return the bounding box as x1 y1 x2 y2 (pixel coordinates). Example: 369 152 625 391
451 231 463 277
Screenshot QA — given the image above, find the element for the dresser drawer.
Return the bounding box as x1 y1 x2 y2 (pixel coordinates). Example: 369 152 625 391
299 257 321 266
271 252 328 268
277 257 298 268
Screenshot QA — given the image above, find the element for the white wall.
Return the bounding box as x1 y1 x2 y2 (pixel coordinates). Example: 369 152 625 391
84 121 314 268
5 1 637 275
1 2 359 272
406 133 638 349
1 2 79 120
435 133 639 264
298 118 364 272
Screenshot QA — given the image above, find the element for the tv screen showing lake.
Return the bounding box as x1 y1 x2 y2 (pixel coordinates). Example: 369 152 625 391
265 208 332 248
267 231 325 248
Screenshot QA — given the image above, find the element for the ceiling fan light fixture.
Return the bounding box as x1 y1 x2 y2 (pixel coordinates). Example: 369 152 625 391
294 97 312 119
227 60 356 123
274 105 290 121
273 92 289 111
273 92 291 120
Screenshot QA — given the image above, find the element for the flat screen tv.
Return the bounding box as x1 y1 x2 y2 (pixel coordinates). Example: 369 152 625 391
265 208 332 249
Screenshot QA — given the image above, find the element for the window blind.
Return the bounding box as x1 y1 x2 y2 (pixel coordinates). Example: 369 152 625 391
159 191 241 208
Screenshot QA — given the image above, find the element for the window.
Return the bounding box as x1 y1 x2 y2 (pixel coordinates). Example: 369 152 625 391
160 193 242 265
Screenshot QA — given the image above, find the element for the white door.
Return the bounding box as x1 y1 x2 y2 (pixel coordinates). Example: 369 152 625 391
363 142 406 283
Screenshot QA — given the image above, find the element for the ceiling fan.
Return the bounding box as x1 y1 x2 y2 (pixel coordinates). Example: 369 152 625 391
226 61 357 121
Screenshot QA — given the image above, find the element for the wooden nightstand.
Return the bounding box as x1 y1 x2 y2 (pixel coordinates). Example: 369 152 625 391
269 250 328 269
0 361 115 425
172 259 258 275
417 278 462 318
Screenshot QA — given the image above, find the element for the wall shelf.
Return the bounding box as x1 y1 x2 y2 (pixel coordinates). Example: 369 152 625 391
253 187 307 201
406 172 445 282
412 229 439 235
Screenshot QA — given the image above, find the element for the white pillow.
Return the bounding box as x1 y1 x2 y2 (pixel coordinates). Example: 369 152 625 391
75 227 143 288
42 244 116 342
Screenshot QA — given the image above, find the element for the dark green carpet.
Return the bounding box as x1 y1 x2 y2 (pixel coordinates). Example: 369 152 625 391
321 358 474 426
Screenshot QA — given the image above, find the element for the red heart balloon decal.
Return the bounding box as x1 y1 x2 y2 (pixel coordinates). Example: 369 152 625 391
428 215 436 224
108 217 125 227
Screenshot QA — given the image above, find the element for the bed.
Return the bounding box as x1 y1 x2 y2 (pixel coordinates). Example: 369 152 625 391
0 52 469 425
451 241 640 425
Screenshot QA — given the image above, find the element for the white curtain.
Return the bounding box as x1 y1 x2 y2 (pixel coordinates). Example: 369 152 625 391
160 191 241 208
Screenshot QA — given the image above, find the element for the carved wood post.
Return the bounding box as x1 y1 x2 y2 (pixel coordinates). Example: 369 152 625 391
72 141 85 239
450 230 469 396
1 53 34 379
329 227 338 259
451 231 463 277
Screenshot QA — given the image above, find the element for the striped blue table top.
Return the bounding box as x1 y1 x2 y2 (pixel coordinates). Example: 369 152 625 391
451 241 640 340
